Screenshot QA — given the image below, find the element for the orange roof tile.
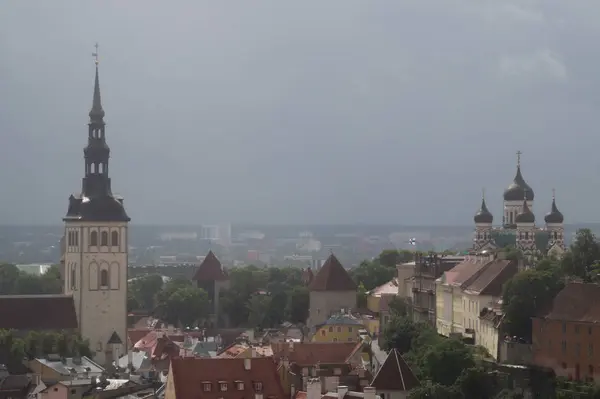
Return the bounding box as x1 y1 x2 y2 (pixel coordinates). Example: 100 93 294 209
170 357 285 399
271 342 359 366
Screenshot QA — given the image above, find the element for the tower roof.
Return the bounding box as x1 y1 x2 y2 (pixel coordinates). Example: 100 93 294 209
64 54 129 223
516 198 535 224
474 196 493 224
308 254 357 292
371 349 420 392
504 152 534 201
545 193 564 224
192 251 228 281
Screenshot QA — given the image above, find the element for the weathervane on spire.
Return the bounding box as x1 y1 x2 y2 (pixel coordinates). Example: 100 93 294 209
92 43 99 65
516 150 522 168
482 188 486 200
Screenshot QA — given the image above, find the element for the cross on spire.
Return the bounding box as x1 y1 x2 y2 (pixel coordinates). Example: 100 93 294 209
552 188 556 200
482 187 486 199
92 43 99 65
516 150 522 167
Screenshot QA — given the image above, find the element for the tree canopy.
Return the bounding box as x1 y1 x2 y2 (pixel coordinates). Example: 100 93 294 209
0 264 62 295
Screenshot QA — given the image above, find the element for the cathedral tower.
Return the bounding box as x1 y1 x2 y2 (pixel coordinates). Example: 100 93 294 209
503 151 534 228
63 52 130 365
515 191 536 255
473 190 493 248
545 190 565 251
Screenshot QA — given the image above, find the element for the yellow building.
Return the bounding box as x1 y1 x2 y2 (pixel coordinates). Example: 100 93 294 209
435 254 518 360
312 314 365 343
366 278 399 313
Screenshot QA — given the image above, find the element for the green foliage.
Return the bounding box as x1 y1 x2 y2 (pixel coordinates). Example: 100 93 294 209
420 338 475 386
247 294 273 329
560 228 600 282
378 250 415 268
381 315 429 354
0 264 62 295
350 260 396 291
408 381 461 399
357 283 368 309
128 274 164 311
0 329 91 369
502 265 565 339
388 296 409 317
285 286 310 324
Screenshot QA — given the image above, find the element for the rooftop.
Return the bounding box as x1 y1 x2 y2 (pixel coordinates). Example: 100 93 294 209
0 295 78 330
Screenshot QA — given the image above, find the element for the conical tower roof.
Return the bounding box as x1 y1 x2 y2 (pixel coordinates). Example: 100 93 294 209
192 250 228 281
371 349 420 391
474 196 493 224
545 192 564 224
308 254 357 291
516 197 535 224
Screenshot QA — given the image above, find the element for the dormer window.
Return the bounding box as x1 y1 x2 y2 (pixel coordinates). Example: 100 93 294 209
253 382 263 392
236 381 244 391
219 382 228 392
202 382 212 392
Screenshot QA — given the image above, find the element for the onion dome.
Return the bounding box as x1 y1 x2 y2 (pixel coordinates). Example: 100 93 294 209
544 194 564 224
504 165 534 201
474 197 493 224
515 199 535 224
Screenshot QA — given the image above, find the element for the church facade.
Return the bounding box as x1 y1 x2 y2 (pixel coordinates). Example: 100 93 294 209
62 58 130 365
473 153 565 259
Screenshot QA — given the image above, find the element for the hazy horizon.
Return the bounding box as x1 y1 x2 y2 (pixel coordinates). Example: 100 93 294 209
2 1 600 225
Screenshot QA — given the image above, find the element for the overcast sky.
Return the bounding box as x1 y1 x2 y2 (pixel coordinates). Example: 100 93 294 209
1 0 599 225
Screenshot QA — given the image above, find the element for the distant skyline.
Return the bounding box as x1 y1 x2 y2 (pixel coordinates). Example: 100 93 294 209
1 1 600 225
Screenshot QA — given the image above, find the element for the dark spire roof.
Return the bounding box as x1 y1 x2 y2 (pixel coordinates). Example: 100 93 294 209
516 195 535 224
89 65 105 122
107 331 123 345
64 59 129 223
504 152 534 201
308 254 357 292
370 349 420 392
192 251 228 281
474 194 493 224
545 192 564 224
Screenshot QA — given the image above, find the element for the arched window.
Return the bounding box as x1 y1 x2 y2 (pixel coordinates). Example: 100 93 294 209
90 231 98 246
101 231 108 246
71 267 76 290
100 269 109 287
111 231 119 247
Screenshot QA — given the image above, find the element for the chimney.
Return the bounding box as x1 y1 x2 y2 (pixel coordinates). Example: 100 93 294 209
291 384 296 399
363 387 376 399
244 358 251 370
337 386 348 398
307 378 322 399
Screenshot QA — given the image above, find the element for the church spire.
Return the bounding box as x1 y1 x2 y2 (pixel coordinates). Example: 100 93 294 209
89 43 105 122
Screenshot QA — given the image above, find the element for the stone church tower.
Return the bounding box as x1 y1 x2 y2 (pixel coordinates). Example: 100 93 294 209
63 59 130 365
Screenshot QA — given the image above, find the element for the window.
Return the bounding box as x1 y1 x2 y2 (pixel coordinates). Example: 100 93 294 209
111 231 119 246
561 340 567 354
348 338 353 342
101 231 108 246
100 269 109 287
589 344 594 358
348 327 353 333
202 383 212 392
219 382 227 392
90 231 98 246
321 330 326 336
253 382 263 392
236 382 244 391
337 327 341 332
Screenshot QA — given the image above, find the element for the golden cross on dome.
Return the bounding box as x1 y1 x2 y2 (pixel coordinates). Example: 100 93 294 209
516 150 522 167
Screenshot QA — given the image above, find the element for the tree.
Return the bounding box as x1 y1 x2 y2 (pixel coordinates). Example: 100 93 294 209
502 268 564 339
0 264 61 295
388 296 409 317
247 294 273 329
419 338 475 386
350 260 396 291
408 382 461 399
129 274 164 311
381 316 434 354
455 367 496 399
285 286 309 324
561 229 600 281
357 283 368 308
0 264 20 294
162 287 209 327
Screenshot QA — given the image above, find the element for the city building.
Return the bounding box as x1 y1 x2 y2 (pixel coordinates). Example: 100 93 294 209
192 251 230 327
473 152 565 259
370 349 420 399
532 282 600 381
62 59 130 365
307 254 357 330
312 313 365 343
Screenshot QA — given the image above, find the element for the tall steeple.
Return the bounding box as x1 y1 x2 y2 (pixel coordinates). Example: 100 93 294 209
65 45 129 222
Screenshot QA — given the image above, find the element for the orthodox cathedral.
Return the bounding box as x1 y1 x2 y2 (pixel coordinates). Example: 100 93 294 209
473 152 565 258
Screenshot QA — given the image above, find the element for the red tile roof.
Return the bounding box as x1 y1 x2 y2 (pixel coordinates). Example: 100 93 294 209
271 342 360 366
0 295 78 330
170 357 285 399
462 260 518 296
192 251 228 281
541 282 600 323
309 254 357 292
371 349 419 391
294 391 307 399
